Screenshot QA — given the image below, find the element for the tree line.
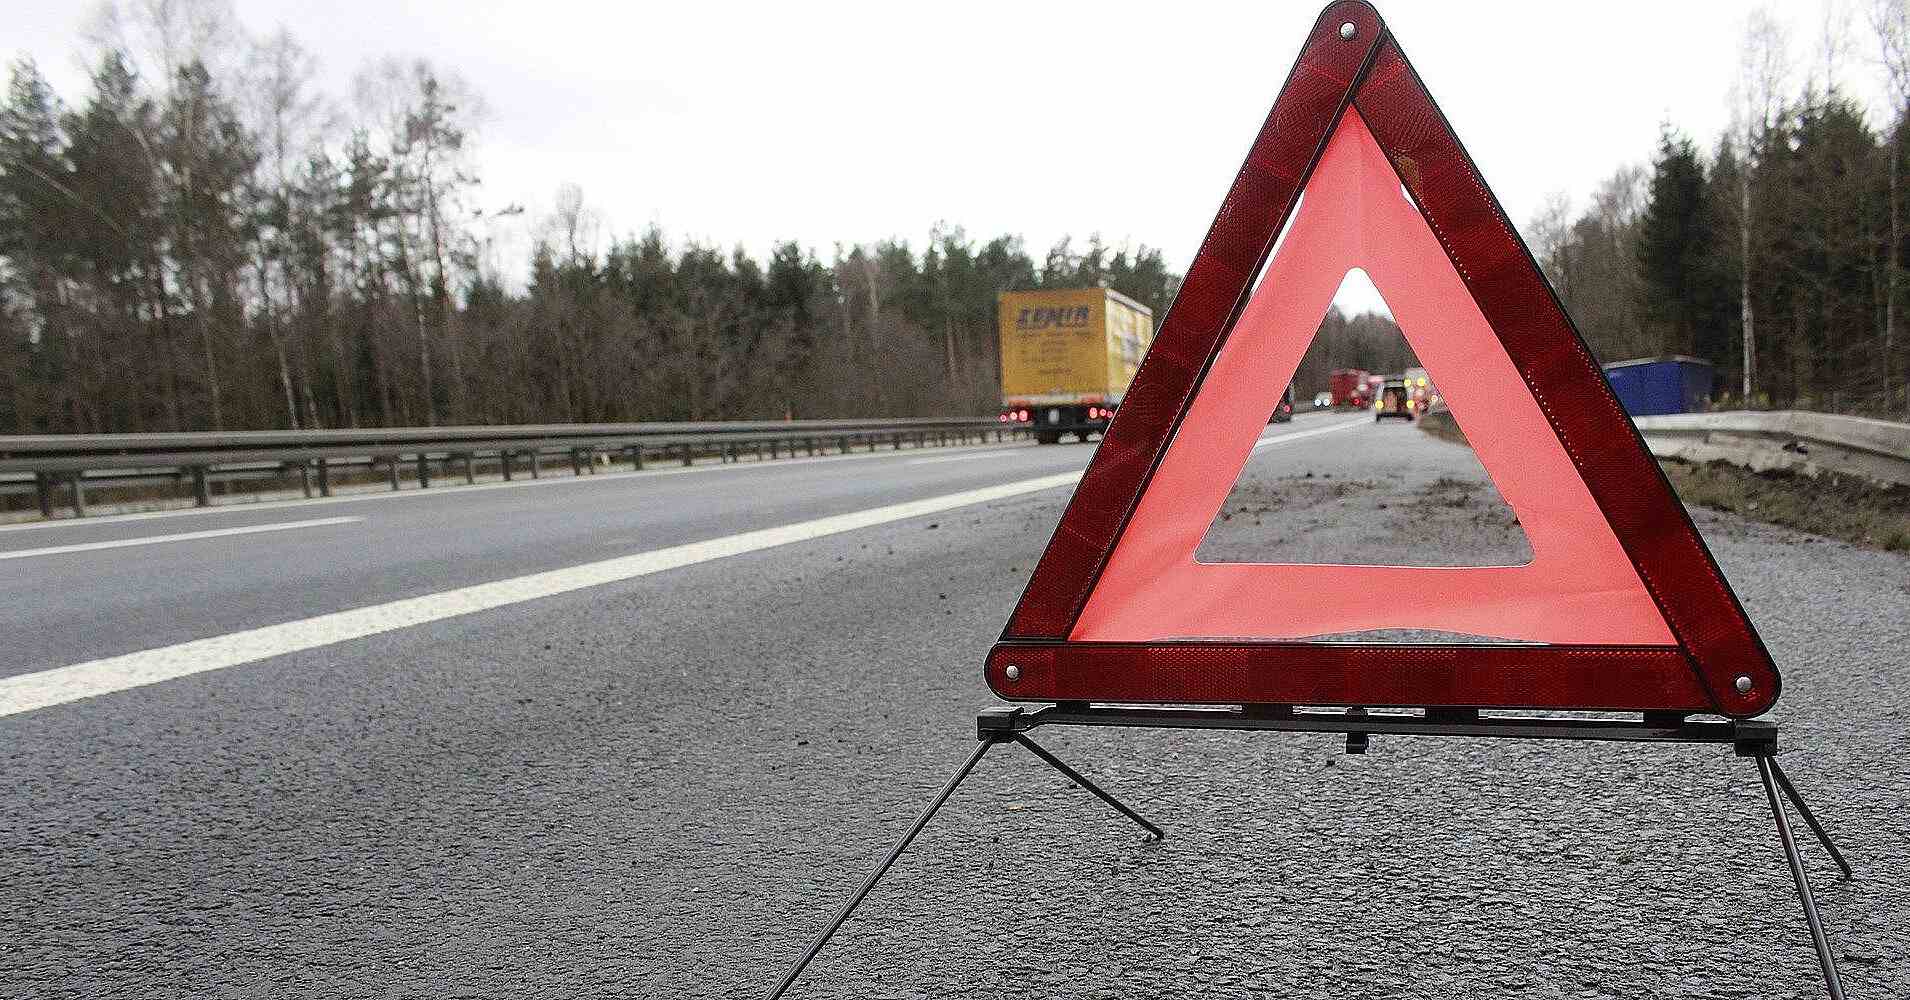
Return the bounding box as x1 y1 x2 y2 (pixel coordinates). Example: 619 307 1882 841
1528 3 1910 416
0 3 1190 434
9 3 1910 436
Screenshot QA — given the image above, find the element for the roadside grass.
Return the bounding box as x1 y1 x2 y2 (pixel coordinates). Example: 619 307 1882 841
1659 460 1910 553
1417 409 1910 554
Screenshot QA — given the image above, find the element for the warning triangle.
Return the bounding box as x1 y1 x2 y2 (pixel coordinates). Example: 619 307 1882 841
987 1 1779 718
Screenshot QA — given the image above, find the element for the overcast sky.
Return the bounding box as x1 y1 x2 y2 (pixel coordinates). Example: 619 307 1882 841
8 0 1891 314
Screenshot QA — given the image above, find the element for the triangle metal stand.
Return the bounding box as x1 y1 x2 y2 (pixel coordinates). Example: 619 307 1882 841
764 705 1851 1000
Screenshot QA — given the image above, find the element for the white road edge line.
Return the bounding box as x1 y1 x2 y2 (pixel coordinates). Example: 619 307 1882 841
906 449 1020 466
0 471 1084 718
1252 416 1371 450
0 516 361 561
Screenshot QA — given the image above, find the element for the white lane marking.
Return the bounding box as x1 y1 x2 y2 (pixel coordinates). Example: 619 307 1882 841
906 449 1020 466
1252 416 1371 450
0 516 361 561
0 471 1084 718
0 440 1044 535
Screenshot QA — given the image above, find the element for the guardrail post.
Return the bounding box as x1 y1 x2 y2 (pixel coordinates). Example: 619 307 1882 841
754 441 764 461
916 431 925 449
388 456 401 491
35 472 54 519
68 472 86 517
681 444 693 467
628 445 644 471
417 454 432 488
837 435 848 454
806 437 816 457
722 442 734 464
190 465 211 507
297 462 313 499
769 440 779 460
501 450 514 481
317 458 331 496
462 453 476 485
529 450 540 479
571 449 584 477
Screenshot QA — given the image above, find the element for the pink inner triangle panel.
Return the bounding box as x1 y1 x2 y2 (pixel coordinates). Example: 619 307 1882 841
1069 110 1673 647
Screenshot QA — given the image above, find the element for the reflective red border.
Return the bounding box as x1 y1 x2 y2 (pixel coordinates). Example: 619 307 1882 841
987 642 1710 713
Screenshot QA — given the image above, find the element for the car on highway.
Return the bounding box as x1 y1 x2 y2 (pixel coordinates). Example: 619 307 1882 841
1402 366 1437 413
1375 378 1414 421
1269 384 1296 422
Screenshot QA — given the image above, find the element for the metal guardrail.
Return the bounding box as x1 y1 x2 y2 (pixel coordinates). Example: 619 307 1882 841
1633 410 1910 487
0 417 1027 519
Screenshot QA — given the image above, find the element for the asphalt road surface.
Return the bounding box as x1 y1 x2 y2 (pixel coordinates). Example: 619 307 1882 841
2 411 1904 998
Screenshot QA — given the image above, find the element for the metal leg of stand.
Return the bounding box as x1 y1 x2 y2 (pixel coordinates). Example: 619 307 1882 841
1769 760 1852 879
766 739 996 1000
1012 734 1164 841
1757 756 1847 1000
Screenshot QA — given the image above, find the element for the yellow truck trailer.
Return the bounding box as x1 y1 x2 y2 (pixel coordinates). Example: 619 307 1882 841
998 287 1154 443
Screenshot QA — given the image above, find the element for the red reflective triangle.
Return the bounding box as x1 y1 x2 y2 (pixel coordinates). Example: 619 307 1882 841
987 1 1779 718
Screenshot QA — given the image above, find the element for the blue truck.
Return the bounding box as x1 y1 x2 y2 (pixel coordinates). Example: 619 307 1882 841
1600 355 1714 417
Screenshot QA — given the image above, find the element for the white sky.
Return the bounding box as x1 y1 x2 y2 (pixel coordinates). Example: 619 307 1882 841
7 0 1891 315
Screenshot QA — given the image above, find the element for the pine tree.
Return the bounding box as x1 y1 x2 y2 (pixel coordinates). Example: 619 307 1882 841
1637 126 1725 359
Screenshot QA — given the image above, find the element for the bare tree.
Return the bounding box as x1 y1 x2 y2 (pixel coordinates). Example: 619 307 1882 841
1526 190 1576 299
548 183 600 266
1817 0 1856 94
1731 8 1793 402
85 0 241 89
352 57 483 425
1874 0 1910 408
241 27 325 427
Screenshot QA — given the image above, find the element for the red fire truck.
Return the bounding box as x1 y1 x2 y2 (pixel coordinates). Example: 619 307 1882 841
1328 368 1372 409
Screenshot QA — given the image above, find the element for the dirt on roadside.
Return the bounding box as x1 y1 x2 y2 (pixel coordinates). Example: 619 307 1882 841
1418 410 1910 554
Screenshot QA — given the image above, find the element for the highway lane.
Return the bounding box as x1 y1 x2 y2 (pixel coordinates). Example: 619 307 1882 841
2 409 1904 998
0 430 1080 678
0 414 1367 683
